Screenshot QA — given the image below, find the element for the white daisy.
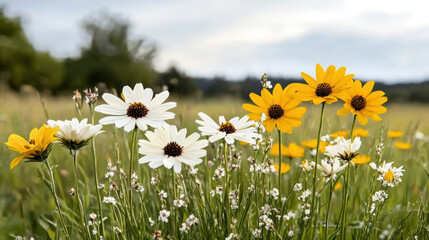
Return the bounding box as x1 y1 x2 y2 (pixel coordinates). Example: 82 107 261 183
317 159 347 181
325 137 361 161
47 118 103 150
369 161 404 187
94 83 176 132
158 210 170 223
138 125 208 173
195 112 260 145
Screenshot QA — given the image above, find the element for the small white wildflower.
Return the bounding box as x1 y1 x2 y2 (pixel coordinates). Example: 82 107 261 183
174 199 185 208
288 230 294 237
415 131 424 140
372 190 388 203
179 222 189 233
189 167 198 175
215 185 223 195
321 135 331 142
158 210 171 223
300 160 315 172
225 233 238 240
370 203 376 213
148 217 155 226
270 188 279 200
102 196 117 205
283 211 295 221
89 213 97 221
293 183 302 192
213 167 225 181
151 177 158 185
159 190 168 200
298 189 311 201
252 229 262 238
113 226 122 234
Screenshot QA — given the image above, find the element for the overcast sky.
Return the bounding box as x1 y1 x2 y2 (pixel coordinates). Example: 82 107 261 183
3 0 429 83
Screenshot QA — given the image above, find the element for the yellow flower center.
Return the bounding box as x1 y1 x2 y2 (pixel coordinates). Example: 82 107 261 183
315 83 332 97
351 95 366 111
384 170 394 182
127 102 149 119
163 141 183 157
219 122 236 134
268 104 284 120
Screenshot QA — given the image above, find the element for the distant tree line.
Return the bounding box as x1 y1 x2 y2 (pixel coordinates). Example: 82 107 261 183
1 8 429 102
0 9 197 97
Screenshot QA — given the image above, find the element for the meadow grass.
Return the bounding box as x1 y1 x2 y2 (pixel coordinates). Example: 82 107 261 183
0 89 429 239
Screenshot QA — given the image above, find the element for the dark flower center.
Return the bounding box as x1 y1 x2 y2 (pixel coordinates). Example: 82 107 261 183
351 95 366 111
315 83 333 97
127 102 149 119
219 122 236 134
268 104 284 120
163 141 183 157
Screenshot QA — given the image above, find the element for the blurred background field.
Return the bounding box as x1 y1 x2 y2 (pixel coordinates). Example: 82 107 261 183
1 0 429 238
1 89 429 237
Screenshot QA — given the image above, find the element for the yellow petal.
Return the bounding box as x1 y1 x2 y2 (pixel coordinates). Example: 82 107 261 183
10 155 25 170
315 64 325 82
337 107 350 116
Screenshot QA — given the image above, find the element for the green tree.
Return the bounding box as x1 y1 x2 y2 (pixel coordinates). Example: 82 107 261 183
159 66 198 96
64 13 158 91
0 8 64 91
0 8 35 89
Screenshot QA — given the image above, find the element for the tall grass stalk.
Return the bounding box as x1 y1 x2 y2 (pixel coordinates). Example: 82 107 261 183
340 114 357 239
310 102 326 238
278 129 283 199
90 103 105 236
43 159 70 240
71 150 90 239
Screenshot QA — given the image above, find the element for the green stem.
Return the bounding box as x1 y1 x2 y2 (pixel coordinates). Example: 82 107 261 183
129 128 138 214
223 141 230 232
72 150 90 239
90 104 105 236
340 115 357 239
44 160 70 240
325 180 334 240
172 169 178 235
310 102 325 238
278 129 282 199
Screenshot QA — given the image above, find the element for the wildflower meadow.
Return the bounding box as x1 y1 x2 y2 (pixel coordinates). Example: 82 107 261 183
2 64 429 240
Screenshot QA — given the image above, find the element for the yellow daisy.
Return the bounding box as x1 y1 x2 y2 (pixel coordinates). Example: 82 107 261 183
334 182 342 191
331 130 348 139
388 131 403 138
353 128 369 137
337 80 387 125
394 141 412 150
284 143 305 158
291 64 354 105
5 125 59 170
243 83 307 133
273 162 291 174
301 139 326 153
271 142 287 156
352 155 371 165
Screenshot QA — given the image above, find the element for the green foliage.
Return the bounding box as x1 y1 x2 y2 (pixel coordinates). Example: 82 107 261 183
63 13 158 91
159 66 198 96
